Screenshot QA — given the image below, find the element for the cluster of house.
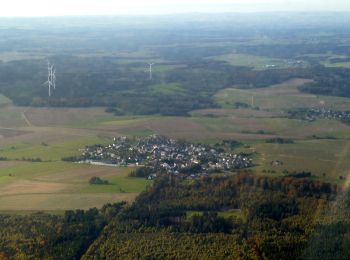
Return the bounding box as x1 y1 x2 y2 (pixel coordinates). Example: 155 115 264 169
285 59 306 66
265 59 306 68
81 135 253 178
288 108 350 122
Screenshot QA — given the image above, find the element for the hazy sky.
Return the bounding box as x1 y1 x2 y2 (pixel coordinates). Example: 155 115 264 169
1 0 350 17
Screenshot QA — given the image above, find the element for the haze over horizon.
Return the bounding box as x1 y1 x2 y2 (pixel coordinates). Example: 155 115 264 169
1 0 350 17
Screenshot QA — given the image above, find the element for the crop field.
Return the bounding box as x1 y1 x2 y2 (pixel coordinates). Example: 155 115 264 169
0 161 151 211
192 116 350 139
215 78 350 111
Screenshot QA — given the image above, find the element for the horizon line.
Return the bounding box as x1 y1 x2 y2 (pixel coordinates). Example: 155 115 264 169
1 11 350 19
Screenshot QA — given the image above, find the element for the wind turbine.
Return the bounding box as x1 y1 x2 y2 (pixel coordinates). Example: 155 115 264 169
148 62 155 80
43 61 56 97
43 61 52 97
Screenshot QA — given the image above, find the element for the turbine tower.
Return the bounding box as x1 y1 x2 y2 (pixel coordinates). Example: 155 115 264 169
148 62 155 80
52 68 56 90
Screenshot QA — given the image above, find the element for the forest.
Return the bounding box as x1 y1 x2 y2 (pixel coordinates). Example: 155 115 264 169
1 172 349 259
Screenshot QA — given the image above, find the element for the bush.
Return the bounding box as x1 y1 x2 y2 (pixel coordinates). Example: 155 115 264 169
266 138 294 144
286 171 312 178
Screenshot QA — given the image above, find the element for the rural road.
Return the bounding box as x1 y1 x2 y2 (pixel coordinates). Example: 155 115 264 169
21 109 32 127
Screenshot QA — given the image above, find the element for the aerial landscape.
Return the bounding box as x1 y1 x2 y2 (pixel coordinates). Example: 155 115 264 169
1 1 350 259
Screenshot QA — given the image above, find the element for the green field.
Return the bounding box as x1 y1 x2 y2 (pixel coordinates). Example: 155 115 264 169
210 53 307 70
250 139 350 182
0 136 110 161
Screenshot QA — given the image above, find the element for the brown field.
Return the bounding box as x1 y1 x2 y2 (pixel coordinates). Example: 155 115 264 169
216 78 350 111
0 162 148 211
0 106 27 127
33 164 133 183
0 193 138 211
191 108 283 118
0 180 72 196
0 128 30 139
116 117 280 141
24 107 114 127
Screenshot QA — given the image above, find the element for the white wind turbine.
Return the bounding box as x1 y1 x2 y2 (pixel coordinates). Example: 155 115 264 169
148 62 155 80
43 61 56 96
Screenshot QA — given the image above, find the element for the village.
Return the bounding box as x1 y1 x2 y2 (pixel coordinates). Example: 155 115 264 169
288 108 350 122
80 135 253 179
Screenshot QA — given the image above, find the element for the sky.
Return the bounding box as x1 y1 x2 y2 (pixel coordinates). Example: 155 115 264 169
0 0 350 17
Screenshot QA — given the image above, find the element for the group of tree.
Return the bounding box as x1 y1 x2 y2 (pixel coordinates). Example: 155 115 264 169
89 176 109 185
1 171 350 259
